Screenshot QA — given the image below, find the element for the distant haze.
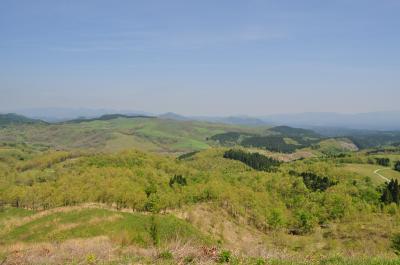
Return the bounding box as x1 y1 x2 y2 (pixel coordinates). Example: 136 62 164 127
1 1 400 115
2 108 400 131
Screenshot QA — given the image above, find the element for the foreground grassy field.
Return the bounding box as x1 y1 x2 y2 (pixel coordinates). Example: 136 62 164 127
1 206 400 265
0 208 207 247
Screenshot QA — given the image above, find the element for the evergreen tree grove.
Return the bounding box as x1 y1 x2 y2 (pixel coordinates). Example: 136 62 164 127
381 179 400 205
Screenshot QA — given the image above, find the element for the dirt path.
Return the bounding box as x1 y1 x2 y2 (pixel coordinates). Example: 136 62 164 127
374 169 390 182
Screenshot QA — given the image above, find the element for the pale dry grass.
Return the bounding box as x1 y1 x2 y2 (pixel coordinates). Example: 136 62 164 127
88 213 123 225
171 203 293 259
1 236 115 265
1 203 136 234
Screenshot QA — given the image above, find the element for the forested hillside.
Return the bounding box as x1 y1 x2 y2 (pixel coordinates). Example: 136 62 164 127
1 116 400 264
210 126 323 154
0 113 46 127
1 139 400 264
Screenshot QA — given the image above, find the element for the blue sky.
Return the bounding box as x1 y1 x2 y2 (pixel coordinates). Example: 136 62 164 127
1 0 399 115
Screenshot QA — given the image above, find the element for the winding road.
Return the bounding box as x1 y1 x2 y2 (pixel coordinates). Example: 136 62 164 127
374 169 390 182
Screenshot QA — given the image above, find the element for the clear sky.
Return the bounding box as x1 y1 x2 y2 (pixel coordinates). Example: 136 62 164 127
1 0 399 116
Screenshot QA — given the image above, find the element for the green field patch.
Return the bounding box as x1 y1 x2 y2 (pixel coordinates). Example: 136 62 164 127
0 208 208 247
0 207 35 230
172 139 210 150
343 163 400 184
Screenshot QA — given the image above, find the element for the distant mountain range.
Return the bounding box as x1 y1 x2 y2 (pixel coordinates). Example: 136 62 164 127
187 111 400 131
7 108 153 122
2 108 400 131
2 111 400 150
0 113 47 127
259 111 400 131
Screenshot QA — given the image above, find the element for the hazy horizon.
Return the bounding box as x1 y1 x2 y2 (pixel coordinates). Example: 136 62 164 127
2 107 400 118
1 1 400 116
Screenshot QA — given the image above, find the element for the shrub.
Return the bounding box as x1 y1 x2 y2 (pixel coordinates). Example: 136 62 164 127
149 215 159 246
267 208 285 229
145 183 157 198
395 161 400 172
253 258 266 265
184 255 195 264
158 250 173 259
376 157 390 167
294 210 316 234
300 172 337 192
391 233 400 256
86 253 97 264
217 250 232 263
144 193 160 213
381 179 400 205
169 174 187 187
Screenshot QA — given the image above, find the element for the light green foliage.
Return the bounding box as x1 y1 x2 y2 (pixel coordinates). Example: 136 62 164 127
217 250 231 263
1 121 400 262
267 208 285 229
293 210 317 234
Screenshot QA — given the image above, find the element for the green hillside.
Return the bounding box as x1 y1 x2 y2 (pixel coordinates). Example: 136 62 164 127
209 125 325 154
0 113 46 127
1 138 400 263
1 117 400 264
0 207 207 246
0 116 263 153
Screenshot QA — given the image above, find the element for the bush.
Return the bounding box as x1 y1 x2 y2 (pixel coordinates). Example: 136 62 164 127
253 258 266 265
217 250 231 263
381 179 400 205
294 210 316 234
391 233 400 256
158 250 173 259
267 208 285 229
144 193 160 213
169 174 187 187
149 215 159 246
184 255 195 264
376 157 390 167
86 253 97 264
395 161 400 172
300 172 337 192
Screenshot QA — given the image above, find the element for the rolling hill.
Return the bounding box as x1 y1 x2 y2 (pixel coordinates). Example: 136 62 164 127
2 113 400 264
0 113 46 127
0 115 266 154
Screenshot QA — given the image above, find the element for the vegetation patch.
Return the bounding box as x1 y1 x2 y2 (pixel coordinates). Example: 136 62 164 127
381 179 400 205
0 208 208 247
223 149 281 172
299 172 338 192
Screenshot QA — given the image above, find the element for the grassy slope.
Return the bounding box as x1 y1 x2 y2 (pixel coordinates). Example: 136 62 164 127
0 207 208 247
316 138 359 154
343 164 400 184
0 207 399 264
0 117 266 154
